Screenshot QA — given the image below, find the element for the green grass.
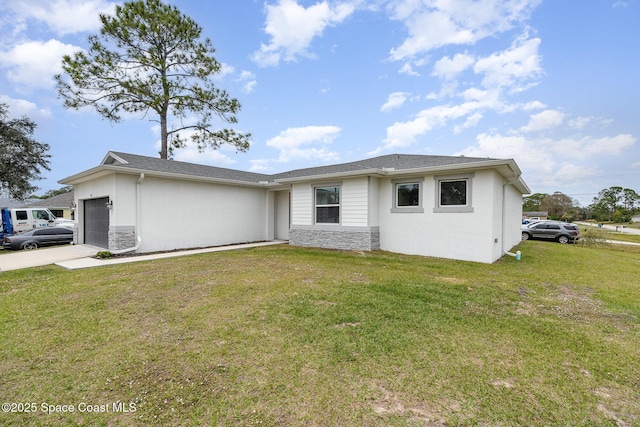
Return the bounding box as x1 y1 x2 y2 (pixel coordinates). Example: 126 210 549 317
1 242 639 426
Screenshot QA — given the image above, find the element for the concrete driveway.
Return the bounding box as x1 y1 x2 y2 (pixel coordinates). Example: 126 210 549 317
0 244 102 272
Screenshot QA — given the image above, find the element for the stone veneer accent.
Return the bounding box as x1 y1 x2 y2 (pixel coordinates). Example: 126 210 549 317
108 225 136 250
289 226 380 251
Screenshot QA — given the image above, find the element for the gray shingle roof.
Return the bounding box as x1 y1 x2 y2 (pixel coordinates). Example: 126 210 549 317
272 154 499 180
105 151 500 184
29 191 75 208
106 152 272 183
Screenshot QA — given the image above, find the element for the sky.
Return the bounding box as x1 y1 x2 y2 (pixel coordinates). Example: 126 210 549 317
0 0 638 206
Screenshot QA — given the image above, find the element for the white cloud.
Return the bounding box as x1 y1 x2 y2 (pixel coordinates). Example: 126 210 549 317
520 109 565 132
1 39 81 90
460 87 503 108
251 123 349 171
249 158 273 172
522 100 546 110
237 70 257 93
398 62 421 76
432 52 475 80
266 125 341 163
456 131 637 189
381 92 410 112
553 163 600 182
568 116 592 130
216 63 235 80
387 0 541 61
453 112 483 133
252 0 356 67
150 126 238 166
632 162 640 168
7 0 117 35
251 126 342 171
372 102 482 154
0 95 52 122
473 35 542 91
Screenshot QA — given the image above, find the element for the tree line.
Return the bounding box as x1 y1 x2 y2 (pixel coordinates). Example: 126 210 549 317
524 187 640 222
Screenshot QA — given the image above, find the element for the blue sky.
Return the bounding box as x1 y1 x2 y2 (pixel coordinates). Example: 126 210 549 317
1 0 638 206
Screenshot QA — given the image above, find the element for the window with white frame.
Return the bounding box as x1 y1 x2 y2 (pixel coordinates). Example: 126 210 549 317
434 174 474 213
391 178 424 213
315 186 340 223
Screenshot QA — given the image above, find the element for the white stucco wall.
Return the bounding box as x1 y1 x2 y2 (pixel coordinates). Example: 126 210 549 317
288 171 523 263
378 170 500 263
275 190 290 240
72 174 117 245
502 182 524 253
368 177 380 227
134 176 269 252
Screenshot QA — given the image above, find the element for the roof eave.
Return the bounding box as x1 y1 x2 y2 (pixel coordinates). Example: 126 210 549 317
60 165 278 188
274 159 527 184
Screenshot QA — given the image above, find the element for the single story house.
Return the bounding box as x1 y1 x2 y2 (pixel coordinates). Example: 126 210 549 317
523 211 548 220
29 191 75 219
59 151 530 263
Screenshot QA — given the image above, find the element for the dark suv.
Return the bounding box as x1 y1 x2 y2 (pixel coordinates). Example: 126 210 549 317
521 221 580 244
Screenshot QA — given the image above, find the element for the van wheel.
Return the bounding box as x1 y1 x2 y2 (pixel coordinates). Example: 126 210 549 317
23 242 39 250
557 235 569 244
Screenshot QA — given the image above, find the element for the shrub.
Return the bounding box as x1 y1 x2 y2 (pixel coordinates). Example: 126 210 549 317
576 227 610 248
95 251 112 259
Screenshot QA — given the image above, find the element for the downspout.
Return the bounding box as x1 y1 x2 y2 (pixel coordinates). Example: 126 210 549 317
502 179 522 261
111 173 144 254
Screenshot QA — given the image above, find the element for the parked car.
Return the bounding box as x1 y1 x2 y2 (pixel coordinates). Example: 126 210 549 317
521 221 580 244
2 227 74 250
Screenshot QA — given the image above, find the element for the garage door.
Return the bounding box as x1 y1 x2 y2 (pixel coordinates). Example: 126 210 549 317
84 198 109 248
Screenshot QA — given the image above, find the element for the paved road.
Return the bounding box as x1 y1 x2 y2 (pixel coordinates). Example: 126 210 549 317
576 222 640 235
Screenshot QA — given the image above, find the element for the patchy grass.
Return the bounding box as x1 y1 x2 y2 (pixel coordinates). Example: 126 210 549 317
0 242 638 426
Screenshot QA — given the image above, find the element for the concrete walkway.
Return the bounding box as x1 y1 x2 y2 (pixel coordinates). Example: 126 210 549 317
56 241 286 270
0 241 287 272
0 244 103 272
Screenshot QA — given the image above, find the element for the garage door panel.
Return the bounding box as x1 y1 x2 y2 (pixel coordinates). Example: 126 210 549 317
84 198 109 248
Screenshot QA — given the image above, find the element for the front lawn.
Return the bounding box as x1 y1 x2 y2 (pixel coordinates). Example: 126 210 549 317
0 242 638 426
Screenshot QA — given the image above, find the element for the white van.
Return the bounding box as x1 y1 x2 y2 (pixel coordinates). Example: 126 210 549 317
1 208 74 235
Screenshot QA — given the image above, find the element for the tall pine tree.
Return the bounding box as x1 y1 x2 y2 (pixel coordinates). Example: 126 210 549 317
55 0 250 159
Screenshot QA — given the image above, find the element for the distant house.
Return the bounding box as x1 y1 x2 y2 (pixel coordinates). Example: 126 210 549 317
60 151 530 263
631 214 640 223
29 191 75 220
0 198 25 209
523 211 548 220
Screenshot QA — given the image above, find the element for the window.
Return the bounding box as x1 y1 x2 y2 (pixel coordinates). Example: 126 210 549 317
440 180 467 206
315 186 340 223
391 178 424 213
33 210 51 220
434 174 474 213
16 210 27 220
397 183 419 206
